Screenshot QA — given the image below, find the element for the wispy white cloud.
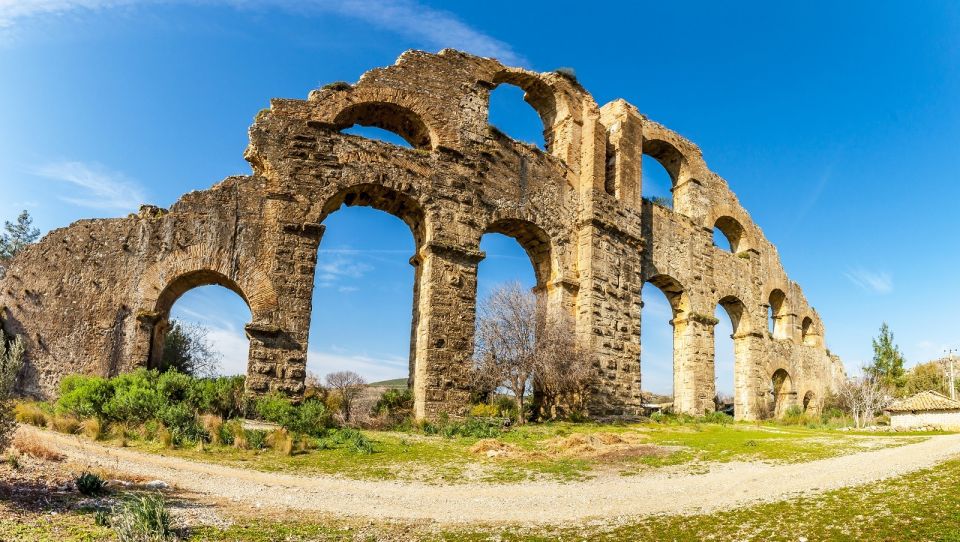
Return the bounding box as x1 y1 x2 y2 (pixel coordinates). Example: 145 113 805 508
307 349 408 383
31 161 147 211
844 267 893 294
315 254 373 288
0 0 525 65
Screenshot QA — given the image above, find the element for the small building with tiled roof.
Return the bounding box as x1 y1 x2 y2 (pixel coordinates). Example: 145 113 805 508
886 390 960 429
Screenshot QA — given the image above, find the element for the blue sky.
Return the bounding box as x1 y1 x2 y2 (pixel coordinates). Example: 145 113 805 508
1 2 958 392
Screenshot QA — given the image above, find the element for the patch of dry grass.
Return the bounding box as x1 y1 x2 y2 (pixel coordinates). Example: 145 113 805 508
12 433 64 461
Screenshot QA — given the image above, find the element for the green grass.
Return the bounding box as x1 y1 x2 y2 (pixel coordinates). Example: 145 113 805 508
367 378 408 389
113 421 929 484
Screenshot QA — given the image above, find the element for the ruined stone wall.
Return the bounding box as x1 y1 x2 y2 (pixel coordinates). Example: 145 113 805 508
0 49 844 420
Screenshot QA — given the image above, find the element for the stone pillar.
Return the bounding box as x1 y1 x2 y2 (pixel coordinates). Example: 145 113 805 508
245 222 324 398
672 314 717 416
412 241 483 420
732 331 765 421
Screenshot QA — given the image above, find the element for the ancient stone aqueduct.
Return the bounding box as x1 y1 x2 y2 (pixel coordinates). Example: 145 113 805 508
0 50 845 420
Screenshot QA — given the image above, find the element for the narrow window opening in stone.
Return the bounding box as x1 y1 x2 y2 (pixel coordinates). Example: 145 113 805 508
341 125 414 148
713 304 735 417
163 285 251 377
768 289 786 339
488 84 547 150
801 316 815 346
640 283 676 404
309 206 416 394
641 154 674 208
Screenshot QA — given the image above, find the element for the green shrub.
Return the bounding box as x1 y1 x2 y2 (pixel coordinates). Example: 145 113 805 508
291 399 333 436
158 403 200 444
246 429 268 450
75 472 106 496
57 375 113 419
702 411 733 425
255 393 296 428
373 388 412 417
104 384 165 423
494 396 518 420
187 376 245 418
156 370 192 403
350 432 375 454
111 493 173 542
469 403 499 418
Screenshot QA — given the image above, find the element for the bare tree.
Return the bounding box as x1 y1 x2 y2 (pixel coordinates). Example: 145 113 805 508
0 330 24 451
473 282 540 423
533 313 595 419
837 369 891 428
473 282 596 423
325 370 367 423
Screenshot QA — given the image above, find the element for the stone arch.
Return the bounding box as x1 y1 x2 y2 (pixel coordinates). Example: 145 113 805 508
716 295 752 419
482 218 554 290
489 70 559 152
642 138 686 187
319 183 427 247
767 288 789 340
770 367 794 418
332 101 434 150
713 216 747 253
145 269 253 372
801 316 817 346
645 274 689 317
802 390 816 412
316 183 428 355
717 295 749 334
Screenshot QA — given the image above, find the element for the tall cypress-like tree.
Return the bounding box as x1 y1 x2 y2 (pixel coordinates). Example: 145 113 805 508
868 322 906 390
0 210 41 259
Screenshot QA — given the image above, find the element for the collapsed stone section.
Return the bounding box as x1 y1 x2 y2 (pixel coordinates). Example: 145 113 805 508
0 49 845 420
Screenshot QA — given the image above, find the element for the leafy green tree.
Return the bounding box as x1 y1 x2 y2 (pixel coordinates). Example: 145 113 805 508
867 323 906 390
903 360 958 397
160 320 222 377
0 210 41 259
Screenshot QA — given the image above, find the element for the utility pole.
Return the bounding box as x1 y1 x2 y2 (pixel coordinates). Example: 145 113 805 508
945 349 957 401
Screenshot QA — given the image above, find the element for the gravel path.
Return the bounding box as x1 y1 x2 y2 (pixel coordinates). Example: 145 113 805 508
26 426 960 525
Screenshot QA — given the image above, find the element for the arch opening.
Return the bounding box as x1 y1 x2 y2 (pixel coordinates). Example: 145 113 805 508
333 101 433 149
713 216 745 253
148 271 252 376
768 289 787 339
488 83 548 150
641 275 688 404
475 226 542 422
802 390 815 412
309 202 420 408
801 316 816 346
715 295 748 417
770 368 794 418
641 153 674 209
488 71 557 151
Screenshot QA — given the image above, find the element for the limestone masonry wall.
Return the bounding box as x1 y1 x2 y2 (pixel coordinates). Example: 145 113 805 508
0 50 845 420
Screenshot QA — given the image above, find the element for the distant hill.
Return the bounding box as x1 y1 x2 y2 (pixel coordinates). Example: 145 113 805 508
368 378 408 389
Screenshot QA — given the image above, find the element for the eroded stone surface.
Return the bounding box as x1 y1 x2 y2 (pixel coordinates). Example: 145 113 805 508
0 49 844 420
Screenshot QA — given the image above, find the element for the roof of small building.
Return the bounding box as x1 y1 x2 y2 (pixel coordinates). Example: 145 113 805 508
887 390 960 413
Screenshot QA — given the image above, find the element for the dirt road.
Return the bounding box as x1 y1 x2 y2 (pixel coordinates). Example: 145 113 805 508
25 426 960 525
